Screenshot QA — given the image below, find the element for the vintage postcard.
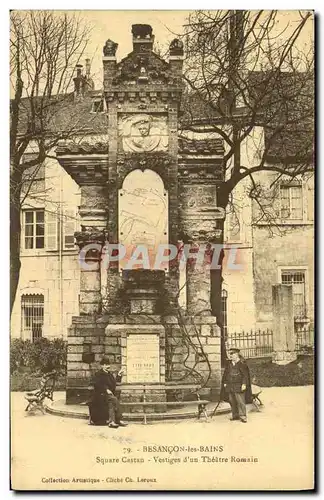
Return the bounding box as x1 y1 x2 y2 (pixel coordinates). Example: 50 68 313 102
10 9 315 491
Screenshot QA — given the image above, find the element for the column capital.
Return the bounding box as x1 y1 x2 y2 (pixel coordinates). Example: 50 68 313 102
75 228 106 250
181 229 223 244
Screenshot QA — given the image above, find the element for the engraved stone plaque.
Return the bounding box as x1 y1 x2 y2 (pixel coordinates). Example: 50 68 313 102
126 334 160 383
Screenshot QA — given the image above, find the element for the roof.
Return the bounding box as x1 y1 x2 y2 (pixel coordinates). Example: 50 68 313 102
15 91 107 138
180 70 314 165
14 70 313 165
56 137 224 156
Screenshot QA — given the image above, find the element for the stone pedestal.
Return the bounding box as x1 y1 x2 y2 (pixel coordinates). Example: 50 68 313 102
272 284 297 365
105 323 165 384
66 315 108 404
105 270 167 409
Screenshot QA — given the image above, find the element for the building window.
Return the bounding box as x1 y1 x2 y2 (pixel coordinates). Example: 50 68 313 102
62 209 77 250
46 210 59 251
22 208 78 251
23 210 45 249
281 270 307 319
280 185 303 220
221 289 228 339
21 294 44 341
91 98 105 113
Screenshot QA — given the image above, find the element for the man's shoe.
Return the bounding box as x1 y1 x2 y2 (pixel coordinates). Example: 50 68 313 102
108 422 119 428
230 417 239 421
240 418 247 423
118 421 128 427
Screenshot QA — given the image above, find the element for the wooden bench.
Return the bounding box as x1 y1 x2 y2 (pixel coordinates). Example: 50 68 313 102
211 383 264 417
115 383 210 424
251 385 263 412
25 371 57 414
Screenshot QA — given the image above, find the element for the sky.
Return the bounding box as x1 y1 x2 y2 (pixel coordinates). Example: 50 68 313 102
75 10 191 88
58 10 314 89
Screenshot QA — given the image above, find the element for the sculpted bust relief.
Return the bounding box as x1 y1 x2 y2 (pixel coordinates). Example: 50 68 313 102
119 114 168 153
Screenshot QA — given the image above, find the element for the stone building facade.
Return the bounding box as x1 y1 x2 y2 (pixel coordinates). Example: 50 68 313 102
10 159 81 341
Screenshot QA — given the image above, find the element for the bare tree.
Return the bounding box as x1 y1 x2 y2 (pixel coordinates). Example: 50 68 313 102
181 10 314 209
10 11 93 313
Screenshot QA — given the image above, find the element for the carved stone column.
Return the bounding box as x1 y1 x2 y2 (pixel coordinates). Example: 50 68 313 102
181 211 224 316
186 242 211 315
75 230 106 315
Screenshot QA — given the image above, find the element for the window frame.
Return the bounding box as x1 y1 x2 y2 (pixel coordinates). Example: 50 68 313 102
22 209 45 251
90 97 106 114
279 183 303 221
21 293 44 342
62 209 77 250
277 266 309 320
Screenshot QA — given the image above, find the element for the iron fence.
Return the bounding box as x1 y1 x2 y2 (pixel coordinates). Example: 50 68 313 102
227 329 273 359
295 326 314 353
227 326 314 359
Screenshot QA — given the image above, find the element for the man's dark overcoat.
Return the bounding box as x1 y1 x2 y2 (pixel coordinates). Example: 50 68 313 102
88 369 122 424
220 357 253 404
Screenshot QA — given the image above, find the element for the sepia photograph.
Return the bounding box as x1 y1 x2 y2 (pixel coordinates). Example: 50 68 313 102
9 9 315 491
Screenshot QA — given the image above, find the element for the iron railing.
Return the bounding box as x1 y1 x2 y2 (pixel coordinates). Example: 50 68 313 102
295 326 314 353
227 326 314 359
227 329 273 359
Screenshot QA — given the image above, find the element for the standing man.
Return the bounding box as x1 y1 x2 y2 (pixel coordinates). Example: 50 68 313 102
220 348 252 423
89 356 127 428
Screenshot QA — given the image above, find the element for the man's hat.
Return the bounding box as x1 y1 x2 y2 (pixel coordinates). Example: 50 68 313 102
228 348 240 354
100 355 112 365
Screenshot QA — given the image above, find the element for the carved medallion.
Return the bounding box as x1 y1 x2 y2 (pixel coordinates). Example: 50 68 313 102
118 114 168 153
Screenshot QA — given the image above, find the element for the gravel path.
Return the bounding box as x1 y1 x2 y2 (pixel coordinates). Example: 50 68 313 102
10 386 314 491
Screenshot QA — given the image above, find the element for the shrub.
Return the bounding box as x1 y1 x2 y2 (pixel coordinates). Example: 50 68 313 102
11 371 66 392
10 338 67 375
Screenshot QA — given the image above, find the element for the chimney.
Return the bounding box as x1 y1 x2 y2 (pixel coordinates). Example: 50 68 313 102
85 58 95 91
85 59 91 78
73 64 83 95
102 39 118 91
73 64 86 100
169 38 184 77
131 24 154 53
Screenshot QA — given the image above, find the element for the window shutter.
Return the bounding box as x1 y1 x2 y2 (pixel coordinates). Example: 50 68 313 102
306 183 314 222
46 210 58 250
63 209 77 250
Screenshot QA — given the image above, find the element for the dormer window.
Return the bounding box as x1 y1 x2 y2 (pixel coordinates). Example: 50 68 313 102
91 98 105 113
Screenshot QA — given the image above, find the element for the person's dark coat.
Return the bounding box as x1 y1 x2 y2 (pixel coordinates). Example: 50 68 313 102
220 357 253 404
88 369 122 425
92 369 121 396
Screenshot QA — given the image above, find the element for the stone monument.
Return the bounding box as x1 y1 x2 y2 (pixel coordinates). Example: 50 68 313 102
57 24 226 405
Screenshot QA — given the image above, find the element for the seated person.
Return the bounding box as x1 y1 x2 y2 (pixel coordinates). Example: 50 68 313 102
88 356 127 428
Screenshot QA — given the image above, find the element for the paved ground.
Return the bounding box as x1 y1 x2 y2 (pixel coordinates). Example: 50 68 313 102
11 386 314 491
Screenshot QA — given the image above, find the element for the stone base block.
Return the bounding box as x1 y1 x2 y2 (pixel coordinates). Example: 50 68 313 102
66 387 90 405
120 388 166 413
272 350 297 365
